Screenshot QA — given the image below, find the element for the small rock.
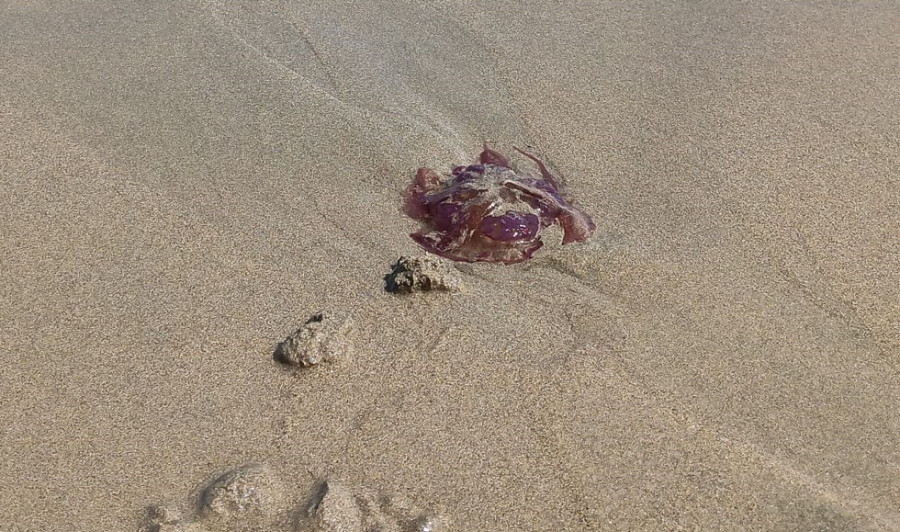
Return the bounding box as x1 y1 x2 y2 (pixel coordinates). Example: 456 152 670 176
385 255 463 294
200 463 286 518
275 311 355 367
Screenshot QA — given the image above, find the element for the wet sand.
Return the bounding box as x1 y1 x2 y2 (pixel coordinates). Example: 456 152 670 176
1 1 898 530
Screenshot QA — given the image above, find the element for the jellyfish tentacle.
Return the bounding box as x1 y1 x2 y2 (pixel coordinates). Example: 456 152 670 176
513 147 560 189
479 143 512 168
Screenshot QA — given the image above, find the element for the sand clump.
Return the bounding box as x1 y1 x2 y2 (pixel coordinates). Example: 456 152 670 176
275 312 356 368
141 465 446 532
305 480 362 532
385 255 463 294
301 479 448 532
200 463 287 518
142 464 289 532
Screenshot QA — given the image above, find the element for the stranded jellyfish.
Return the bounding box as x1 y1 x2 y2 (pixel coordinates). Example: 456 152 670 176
405 145 595 264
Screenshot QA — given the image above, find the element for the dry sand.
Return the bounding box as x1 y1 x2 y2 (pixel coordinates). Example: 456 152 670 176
1 1 898 530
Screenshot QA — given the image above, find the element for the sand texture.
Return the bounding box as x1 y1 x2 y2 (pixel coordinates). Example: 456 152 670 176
1 1 898 530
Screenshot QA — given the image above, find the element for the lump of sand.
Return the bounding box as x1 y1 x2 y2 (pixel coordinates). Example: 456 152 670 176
384 255 463 294
275 311 355 368
307 480 363 531
141 468 448 532
303 479 449 532
141 464 288 532
201 463 287 518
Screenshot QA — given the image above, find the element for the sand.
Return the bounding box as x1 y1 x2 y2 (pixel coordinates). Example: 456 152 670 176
1 1 898 530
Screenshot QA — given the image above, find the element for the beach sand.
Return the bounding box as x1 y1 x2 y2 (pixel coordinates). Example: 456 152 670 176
1 1 898 530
